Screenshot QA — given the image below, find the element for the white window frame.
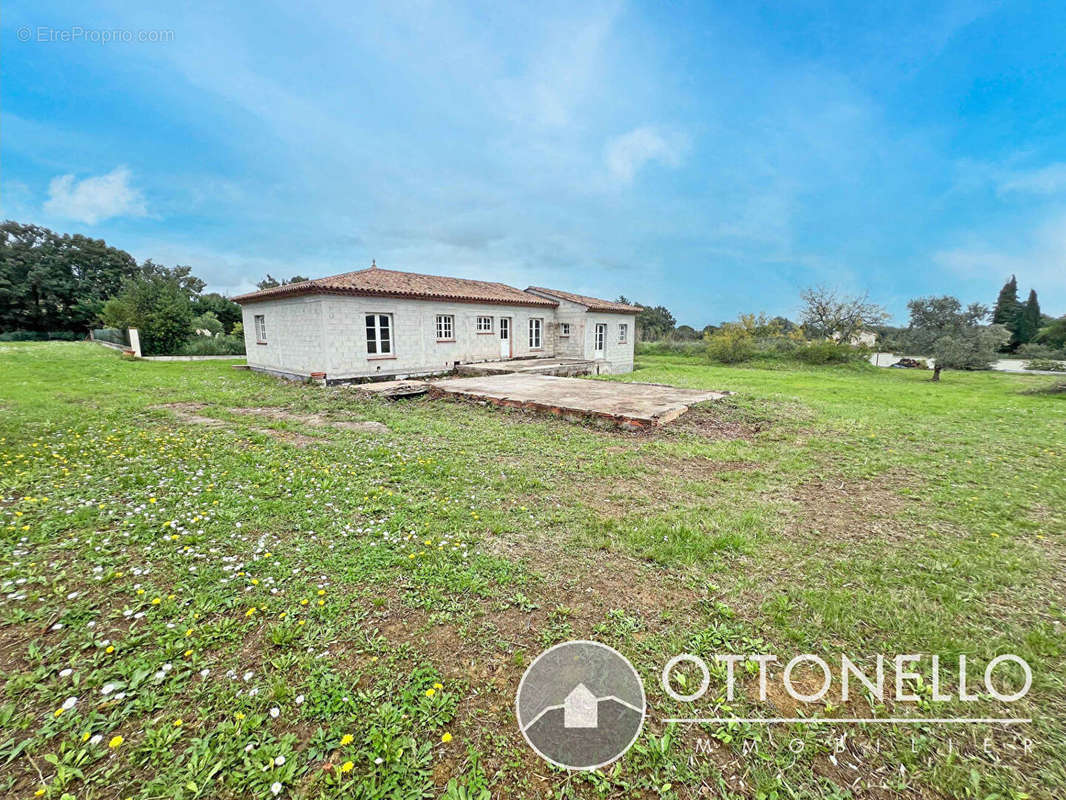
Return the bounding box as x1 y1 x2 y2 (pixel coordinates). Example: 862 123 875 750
476 316 493 333
254 314 267 344
619 323 628 344
559 322 571 337
365 313 393 356
528 318 542 349
436 314 455 341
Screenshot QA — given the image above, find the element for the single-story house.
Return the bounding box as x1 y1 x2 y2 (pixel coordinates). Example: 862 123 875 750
233 265 641 382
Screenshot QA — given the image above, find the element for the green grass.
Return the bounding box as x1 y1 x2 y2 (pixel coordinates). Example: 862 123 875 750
1 342 1064 799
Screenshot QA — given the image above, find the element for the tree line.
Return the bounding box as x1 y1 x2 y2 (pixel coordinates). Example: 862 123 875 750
0 221 306 356
627 281 1065 381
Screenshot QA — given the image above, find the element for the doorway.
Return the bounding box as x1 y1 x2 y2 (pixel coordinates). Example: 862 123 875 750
499 317 511 358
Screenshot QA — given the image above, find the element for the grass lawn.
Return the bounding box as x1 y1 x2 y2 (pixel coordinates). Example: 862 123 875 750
1 342 1063 799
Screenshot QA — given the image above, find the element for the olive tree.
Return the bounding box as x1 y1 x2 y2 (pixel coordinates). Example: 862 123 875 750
903 296 1009 381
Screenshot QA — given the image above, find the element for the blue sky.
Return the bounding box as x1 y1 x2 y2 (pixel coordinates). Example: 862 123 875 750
4 1 1065 326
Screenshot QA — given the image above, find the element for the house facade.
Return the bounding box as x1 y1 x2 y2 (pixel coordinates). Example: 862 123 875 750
233 266 639 382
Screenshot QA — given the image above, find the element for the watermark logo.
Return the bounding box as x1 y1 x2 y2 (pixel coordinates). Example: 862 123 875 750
16 26 174 44
516 640 645 770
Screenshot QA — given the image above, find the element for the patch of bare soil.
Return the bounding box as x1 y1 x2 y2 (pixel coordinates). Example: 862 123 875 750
784 473 914 544
228 407 388 433
154 401 227 427
662 404 768 440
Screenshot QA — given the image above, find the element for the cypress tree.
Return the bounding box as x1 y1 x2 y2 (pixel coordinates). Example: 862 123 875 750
992 275 1020 326
1015 289 1042 345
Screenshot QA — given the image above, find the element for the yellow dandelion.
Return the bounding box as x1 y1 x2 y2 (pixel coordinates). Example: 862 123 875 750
173 719 183 727
340 760 354 773
441 732 453 743
433 682 443 690
339 733 354 746
425 688 435 697
105 645 115 654
108 735 124 749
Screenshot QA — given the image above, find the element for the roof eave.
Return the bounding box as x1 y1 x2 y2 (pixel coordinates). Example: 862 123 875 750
234 285 558 308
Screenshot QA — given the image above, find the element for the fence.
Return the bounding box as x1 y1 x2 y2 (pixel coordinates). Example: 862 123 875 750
91 328 142 356
90 328 129 347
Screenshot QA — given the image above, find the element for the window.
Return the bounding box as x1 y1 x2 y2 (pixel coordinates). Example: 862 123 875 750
528 318 542 349
436 314 455 341
476 316 493 333
619 323 628 343
559 322 571 337
254 314 267 344
365 313 393 355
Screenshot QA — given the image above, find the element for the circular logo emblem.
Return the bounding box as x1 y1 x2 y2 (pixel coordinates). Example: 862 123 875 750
516 640 646 770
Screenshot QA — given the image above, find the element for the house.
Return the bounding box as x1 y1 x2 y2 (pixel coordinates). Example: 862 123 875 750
563 683 599 729
233 264 640 382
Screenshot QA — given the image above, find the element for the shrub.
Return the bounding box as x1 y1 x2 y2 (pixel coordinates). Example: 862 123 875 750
178 334 246 356
635 340 707 357
1017 342 1066 360
705 326 755 363
1023 358 1066 373
191 311 224 336
0 330 47 341
793 340 863 365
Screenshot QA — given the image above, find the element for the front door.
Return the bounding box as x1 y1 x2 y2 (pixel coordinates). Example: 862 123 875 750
594 323 606 359
499 317 511 358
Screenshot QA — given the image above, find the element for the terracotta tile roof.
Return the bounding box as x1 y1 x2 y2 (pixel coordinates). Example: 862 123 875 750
525 287 642 314
233 266 558 307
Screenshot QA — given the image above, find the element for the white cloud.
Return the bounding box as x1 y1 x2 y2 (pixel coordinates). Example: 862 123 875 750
44 167 147 224
933 212 1066 310
997 163 1066 195
604 126 687 183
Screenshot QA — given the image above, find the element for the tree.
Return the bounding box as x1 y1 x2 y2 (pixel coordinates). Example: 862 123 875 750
618 296 675 341
1035 315 1066 349
193 292 242 333
903 296 1009 381
256 274 310 290
992 275 1020 326
0 220 139 334
672 325 700 341
799 286 889 343
101 263 199 355
1014 290 1042 345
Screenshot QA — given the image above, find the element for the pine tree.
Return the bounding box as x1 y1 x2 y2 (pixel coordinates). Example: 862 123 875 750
1015 289 1042 345
992 275 1020 326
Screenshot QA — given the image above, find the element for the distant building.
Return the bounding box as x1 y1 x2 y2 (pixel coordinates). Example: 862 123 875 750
234 265 640 381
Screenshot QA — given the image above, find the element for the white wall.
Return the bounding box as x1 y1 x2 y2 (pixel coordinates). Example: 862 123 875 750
242 294 637 379
242 296 326 375
243 295 557 379
581 311 635 374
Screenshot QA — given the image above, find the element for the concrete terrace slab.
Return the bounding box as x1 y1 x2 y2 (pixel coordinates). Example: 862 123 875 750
457 358 597 377
429 373 730 428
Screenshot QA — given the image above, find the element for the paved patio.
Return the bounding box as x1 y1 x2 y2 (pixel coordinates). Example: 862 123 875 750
429 373 730 428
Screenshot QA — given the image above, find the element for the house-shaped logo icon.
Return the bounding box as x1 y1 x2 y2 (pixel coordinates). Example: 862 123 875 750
563 683 598 729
